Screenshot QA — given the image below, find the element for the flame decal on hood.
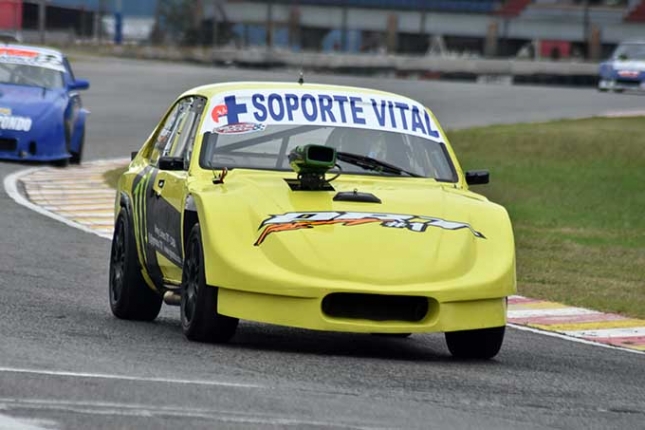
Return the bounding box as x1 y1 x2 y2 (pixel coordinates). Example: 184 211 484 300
254 211 485 246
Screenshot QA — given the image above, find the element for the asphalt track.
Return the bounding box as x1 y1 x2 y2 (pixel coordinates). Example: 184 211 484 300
1 56 645 430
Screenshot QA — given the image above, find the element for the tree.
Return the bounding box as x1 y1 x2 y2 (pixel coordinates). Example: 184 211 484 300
156 0 200 45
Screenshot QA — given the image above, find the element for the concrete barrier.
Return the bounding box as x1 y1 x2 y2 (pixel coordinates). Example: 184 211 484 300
71 44 601 87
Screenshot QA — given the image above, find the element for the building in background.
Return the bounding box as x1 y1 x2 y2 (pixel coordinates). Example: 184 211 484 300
2 0 645 60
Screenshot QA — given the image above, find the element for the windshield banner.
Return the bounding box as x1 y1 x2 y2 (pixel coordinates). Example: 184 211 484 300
0 47 66 72
201 89 443 142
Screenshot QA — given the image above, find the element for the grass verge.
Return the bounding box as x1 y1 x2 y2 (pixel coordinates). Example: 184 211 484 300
449 116 645 319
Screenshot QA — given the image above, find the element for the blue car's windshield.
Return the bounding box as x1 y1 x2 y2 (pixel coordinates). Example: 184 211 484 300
613 43 645 61
0 62 64 89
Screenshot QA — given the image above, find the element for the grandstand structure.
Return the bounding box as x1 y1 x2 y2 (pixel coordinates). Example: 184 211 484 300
1 0 644 59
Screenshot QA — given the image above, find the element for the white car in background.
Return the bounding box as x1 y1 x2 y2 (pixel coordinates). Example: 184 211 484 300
598 40 645 92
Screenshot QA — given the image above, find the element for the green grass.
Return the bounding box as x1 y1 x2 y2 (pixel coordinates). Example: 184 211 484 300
448 117 645 318
103 166 127 190
102 117 645 318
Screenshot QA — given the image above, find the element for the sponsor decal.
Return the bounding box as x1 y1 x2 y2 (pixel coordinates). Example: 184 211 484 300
0 107 11 116
617 70 640 78
0 47 65 72
202 89 442 143
214 122 266 135
211 103 228 123
254 211 485 246
0 113 32 132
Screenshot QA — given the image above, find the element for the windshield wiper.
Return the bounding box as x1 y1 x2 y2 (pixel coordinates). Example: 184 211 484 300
336 151 422 178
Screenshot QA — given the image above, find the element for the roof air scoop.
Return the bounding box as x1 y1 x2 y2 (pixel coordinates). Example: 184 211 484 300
287 144 338 191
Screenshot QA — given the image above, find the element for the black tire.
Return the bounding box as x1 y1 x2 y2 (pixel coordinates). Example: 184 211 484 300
181 224 238 343
445 326 505 360
109 207 162 321
70 128 85 165
52 156 69 168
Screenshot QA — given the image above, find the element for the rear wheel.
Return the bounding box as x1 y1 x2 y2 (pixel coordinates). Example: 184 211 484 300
109 207 162 321
181 224 238 343
445 326 505 360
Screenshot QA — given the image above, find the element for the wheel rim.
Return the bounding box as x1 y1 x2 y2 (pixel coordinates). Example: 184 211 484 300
110 218 126 304
182 238 200 324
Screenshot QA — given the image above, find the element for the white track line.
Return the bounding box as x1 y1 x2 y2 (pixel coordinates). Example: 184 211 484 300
508 307 600 318
0 414 47 430
0 398 378 429
508 324 645 356
3 161 125 240
0 367 263 389
561 327 645 338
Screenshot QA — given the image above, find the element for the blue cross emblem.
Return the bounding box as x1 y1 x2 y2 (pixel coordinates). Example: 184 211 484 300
223 96 247 124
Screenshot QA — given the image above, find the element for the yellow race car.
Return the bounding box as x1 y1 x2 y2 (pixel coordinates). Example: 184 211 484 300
109 81 516 359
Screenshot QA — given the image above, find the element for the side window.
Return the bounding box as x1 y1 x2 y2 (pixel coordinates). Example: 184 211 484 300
170 97 206 169
63 57 76 81
149 98 191 166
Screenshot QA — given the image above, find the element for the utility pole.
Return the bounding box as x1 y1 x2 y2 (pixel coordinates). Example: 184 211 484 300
38 0 46 44
341 0 348 52
193 0 203 46
212 0 219 47
266 1 273 49
583 0 590 59
114 0 123 45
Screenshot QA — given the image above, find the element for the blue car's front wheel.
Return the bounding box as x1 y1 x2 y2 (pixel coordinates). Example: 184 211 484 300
70 128 84 165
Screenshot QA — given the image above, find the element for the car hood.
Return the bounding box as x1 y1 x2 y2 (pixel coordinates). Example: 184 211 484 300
0 84 65 118
194 171 513 287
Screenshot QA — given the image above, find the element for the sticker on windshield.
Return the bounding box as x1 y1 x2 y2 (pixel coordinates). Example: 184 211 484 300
201 89 444 143
214 122 266 135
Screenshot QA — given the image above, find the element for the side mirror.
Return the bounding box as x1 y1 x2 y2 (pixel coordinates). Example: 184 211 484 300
465 170 489 185
69 78 90 91
158 156 184 171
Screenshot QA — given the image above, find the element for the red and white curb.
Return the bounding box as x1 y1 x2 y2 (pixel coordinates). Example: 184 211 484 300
3 159 645 356
3 158 128 240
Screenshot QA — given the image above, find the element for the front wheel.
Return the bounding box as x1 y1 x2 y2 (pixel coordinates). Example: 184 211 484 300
181 224 238 343
109 207 162 321
70 128 85 165
445 326 505 360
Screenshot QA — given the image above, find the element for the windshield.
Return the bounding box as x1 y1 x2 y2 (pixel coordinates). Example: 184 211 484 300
200 124 457 181
0 63 64 89
612 43 645 61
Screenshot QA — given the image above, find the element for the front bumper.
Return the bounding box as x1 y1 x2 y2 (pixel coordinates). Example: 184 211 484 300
598 78 645 91
217 287 508 333
0 133 69 162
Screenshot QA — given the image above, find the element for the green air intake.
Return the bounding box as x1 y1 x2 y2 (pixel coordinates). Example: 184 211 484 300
288 144 337 175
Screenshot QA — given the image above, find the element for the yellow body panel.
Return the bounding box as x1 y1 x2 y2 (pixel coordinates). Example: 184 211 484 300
117 81 516 333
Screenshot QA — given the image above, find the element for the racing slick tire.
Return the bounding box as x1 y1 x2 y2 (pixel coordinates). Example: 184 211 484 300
70 128 85 165
109 207 163 321
445 326 505 360
181 224 239 343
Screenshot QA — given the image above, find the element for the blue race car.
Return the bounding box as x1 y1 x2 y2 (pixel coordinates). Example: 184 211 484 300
598 40 645 93
0 44 89 165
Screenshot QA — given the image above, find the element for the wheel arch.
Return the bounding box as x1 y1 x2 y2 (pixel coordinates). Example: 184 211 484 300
183 194 200 257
